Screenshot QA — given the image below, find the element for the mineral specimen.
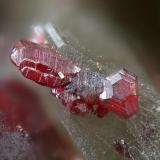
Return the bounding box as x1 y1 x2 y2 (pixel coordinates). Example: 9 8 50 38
11 39 139 119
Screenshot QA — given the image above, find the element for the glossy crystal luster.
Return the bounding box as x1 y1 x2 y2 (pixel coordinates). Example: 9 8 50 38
11 40 139 119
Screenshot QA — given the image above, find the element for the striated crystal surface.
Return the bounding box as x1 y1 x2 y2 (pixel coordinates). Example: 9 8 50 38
11 39 79 88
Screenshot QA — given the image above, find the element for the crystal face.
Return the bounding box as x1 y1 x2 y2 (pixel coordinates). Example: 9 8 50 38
105 69 139 119
11 39 139 119
11 40 79 88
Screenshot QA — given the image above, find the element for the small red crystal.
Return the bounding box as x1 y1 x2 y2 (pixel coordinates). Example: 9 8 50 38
10 40 139 119
113 139 131 158
106 69 139 119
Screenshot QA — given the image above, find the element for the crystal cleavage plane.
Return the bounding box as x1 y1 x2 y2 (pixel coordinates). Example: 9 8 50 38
10 39 139 119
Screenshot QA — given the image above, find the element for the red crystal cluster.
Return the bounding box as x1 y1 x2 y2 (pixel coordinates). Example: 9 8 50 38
11 39 139 119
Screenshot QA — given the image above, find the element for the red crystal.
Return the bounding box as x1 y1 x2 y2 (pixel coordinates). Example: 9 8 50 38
10 40 139 119
106 69 139 119
55 69 138 119
11 40 79 88
113 139 131 158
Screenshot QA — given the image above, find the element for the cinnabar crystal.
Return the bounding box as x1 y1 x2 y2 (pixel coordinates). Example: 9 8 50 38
11 40 79 88
11 39 139 119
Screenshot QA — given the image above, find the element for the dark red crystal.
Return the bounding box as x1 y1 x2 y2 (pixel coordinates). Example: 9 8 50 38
0 80 79 159
113 139 131 158
106 69 139 119
10 39 139 119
